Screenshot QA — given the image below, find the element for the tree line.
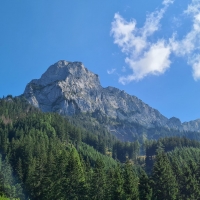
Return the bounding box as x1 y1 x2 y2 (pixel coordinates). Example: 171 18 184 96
0 96 200 199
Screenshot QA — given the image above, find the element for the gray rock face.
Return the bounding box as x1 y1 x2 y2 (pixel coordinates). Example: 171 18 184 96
24 61 101 115
24 60 200 132
167 117 182 130
183 119 200 132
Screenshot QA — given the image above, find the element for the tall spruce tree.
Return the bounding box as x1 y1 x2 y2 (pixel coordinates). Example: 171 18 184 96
109 165 125 200
123 160 139 200
90 159 107 200
139 169 152 200
65 147 87 200
152 150 178 200
180 164 200 199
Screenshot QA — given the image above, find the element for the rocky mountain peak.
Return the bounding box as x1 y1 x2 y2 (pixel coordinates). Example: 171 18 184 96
24 60 101 114
31 60 100 87
23 60 200 137
24 60 169 127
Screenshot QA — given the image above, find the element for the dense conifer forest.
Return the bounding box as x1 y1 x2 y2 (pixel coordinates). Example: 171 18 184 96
1 96 200 199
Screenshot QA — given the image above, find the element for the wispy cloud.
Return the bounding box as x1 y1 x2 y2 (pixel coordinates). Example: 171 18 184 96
111 0 173 84
111 0 200 84
172 0 200 80
119 40 171 83
162 0 174 5
107 68 116 74
171 17 182 29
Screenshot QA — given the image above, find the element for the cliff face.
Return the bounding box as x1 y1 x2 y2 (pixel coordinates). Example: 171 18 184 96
24 60 170 127
24 60 200 137
24 61 101 115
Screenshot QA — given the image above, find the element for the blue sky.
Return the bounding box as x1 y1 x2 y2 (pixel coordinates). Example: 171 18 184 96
1 0 200 122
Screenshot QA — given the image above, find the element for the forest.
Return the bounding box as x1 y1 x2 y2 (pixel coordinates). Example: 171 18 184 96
1 96 200 199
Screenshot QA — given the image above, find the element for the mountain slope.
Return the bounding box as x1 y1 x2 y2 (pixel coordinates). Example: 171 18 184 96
23 60 200 140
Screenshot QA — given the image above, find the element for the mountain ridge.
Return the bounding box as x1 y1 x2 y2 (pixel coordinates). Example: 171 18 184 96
23 60 200 140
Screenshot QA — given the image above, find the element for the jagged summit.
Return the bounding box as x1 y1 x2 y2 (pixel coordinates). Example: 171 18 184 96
24 60 168 127
24 60 200 136
24 61 101 114
29 60 101 87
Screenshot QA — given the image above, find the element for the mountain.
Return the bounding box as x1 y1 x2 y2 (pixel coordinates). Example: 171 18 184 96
2 87 200 199
23 60 200 140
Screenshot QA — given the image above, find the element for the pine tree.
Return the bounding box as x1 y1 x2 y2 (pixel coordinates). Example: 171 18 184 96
123 160 139 200
49 149 68 200
65 147 87 200
139 169 152 200
180 164 200 199
152 150 178 200
170 157 183 199
90 159 107 200
109 165 125 200
16 158 23 183
40 150 56 200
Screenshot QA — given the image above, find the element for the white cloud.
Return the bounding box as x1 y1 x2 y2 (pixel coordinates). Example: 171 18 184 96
188 54 200 80
111 0 200 83
185 0 200 15
162 0 174 6
141 8 165 38
111 13 145 55
111 1 171 57
107 68 116 74
170 2 200 56
119 41 171 84
170 0 200 80
111 0 173 83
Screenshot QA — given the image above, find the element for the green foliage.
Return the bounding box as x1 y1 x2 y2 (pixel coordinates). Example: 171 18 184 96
90 159 107 200
152 150 178 200
167 147 200 199
2 97 200 199
139 169 152 200
108 165 125 200
78 142 117 169
0 155 24 199
123 160 139 200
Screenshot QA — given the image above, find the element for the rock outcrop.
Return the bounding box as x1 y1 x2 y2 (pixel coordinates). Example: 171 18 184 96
24 60 200 134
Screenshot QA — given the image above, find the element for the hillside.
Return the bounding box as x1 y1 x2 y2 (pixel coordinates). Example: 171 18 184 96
1 97 200 199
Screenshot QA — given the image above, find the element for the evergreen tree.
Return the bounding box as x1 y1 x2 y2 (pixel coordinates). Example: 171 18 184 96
123 160 139 200
90 159 107 200
41 150 56 200
180 164 200 199
139 169 152 200
170 157 183 199
152 150 178 200
65 147 87 200
109 165 125 200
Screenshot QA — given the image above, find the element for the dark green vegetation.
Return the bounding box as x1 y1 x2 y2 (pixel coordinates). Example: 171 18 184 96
1 96 200 199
